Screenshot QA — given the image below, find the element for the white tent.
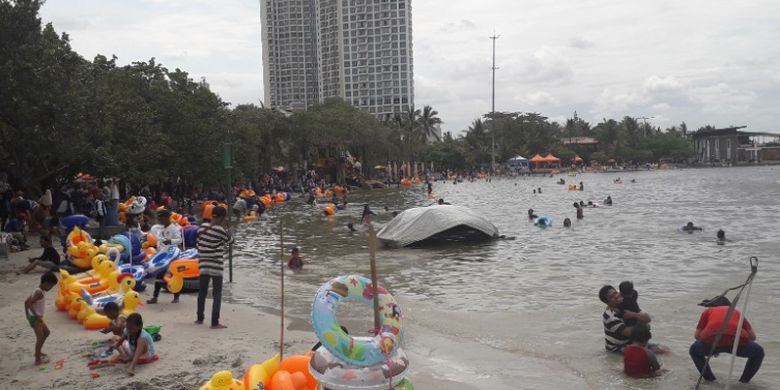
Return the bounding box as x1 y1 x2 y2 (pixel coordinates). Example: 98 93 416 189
377 205 499 247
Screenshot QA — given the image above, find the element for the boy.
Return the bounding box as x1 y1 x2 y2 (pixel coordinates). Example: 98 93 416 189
147 210 181 304
25 271 57 365
100 301 126 338
19 235 60 274
287 247 303 270
624 324 665 378
619 281 641 327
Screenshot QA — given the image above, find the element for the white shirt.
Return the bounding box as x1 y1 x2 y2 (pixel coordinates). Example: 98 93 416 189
157 223 182 252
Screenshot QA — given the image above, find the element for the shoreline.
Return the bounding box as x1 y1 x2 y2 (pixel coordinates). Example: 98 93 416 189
0 246 483 389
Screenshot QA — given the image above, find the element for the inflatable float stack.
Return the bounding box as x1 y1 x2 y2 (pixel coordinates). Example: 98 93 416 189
200 274 412 390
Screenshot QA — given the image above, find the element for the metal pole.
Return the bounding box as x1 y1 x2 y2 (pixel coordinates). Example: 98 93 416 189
490 33 500 173
224 142 234 283
725 274 755 389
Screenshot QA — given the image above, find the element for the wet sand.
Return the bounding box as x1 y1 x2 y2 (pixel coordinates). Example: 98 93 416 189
0 247 494 389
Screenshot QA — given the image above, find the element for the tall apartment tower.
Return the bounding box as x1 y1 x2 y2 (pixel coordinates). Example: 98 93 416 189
261 0 414 117
261 0 319 110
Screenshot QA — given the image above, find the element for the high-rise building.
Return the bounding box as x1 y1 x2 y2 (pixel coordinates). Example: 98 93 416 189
261 0 414 117
261 0 319 110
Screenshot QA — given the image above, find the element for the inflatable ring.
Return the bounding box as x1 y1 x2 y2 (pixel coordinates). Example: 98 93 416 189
311 275 403 367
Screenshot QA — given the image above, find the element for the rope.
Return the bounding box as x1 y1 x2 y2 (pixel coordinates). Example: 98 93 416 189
694 257 758 390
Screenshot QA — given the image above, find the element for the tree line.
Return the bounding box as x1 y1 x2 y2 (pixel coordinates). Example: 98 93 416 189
2 0 702 194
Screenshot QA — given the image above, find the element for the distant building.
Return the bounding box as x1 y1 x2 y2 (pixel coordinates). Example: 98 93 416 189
261 0 414 117
692 127 780 164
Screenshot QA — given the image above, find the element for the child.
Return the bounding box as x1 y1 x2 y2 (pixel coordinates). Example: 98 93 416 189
287 247 303 270
115 313 156 376
19 235 60 274
25 271 57 365
619 281 641 327
100 301 126 338
624 324 665 378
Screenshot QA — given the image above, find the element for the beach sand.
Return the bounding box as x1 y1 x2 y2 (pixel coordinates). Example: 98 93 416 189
0 246 475 390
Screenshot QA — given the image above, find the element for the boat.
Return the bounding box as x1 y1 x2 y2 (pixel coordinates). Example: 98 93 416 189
377 205 499 247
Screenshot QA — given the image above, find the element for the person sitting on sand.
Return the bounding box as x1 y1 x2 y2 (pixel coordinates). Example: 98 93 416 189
682 222 703 233
115 313 156 376
604 196 613 206
287 247 303 271
624 324 667 378
101 301 126 338
19 235 60 274
25 271 57 365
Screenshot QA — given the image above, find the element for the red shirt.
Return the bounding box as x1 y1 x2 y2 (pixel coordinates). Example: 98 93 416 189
697 306 752 347
287 255 303 270
624 344 659 378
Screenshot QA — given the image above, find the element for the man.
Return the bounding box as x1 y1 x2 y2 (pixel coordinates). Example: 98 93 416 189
147 210 182 304
689 297 764 383
196 206 233 329
599 285 652 353
232 197 247 218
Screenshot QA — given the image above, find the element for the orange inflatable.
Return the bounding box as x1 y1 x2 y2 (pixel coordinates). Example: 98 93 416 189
277 353 317 390
323 206 335 216
260 196 272 207
275 193 286 203
165 258 200 293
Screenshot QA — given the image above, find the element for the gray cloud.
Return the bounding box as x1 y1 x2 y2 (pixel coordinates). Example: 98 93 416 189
38 0 780 134
569 36 595 49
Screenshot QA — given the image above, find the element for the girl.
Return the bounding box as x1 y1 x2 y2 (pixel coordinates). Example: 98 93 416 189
115 313 157 376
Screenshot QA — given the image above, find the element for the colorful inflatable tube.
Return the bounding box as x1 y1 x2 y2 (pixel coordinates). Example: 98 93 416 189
311 275 403 367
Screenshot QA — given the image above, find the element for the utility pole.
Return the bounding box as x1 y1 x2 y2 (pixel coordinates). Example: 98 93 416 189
490 33 500 173
636 116 654 137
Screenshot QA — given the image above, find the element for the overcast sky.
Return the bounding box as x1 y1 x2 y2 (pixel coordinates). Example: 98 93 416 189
40 0 780 135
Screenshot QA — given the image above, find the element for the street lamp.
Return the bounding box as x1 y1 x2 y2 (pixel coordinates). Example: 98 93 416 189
636 116 654 137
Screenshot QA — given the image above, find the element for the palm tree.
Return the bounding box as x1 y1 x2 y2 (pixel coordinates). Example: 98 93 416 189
417 105 443 144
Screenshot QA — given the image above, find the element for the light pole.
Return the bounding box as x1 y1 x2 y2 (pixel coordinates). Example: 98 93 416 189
636 116 654 137
490 33 500 173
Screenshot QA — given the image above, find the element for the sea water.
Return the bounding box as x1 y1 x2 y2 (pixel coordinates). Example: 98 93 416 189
227 166 779 389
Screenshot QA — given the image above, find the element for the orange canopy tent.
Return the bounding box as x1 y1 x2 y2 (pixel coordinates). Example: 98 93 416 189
529 154 546 167
543 153 560 163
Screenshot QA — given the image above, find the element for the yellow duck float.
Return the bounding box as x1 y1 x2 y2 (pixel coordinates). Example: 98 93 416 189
82 290 142 330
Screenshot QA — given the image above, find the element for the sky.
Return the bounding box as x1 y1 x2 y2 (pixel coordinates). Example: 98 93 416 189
39 0 780 135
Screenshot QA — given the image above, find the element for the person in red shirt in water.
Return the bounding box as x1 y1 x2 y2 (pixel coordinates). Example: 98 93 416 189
287 247 303 271
689 297 764 383
624 323 667 378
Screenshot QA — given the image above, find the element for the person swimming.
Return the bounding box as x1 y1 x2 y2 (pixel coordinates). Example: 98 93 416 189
563 218 571 227
437 198 451 205
538 187 543 194
682 222 703 232
604 196 613 206
579 200 585 207
579 182 584 191
528 209 538 219
717 229 725 242
557 178 565 185
574 202 584 219
347 223 356 232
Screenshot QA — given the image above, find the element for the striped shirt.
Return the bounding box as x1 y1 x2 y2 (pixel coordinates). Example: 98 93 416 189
197 223 233 277
603 307 629 352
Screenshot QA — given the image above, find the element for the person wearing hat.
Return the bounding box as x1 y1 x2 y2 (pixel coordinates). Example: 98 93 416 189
147 209 182 304
689 297 764 383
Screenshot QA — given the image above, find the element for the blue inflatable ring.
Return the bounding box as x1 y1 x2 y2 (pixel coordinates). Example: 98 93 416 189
311 275 403 367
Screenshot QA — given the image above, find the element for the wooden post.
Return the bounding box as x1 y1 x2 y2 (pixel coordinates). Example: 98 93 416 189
368 224 381 331
279 218 285 360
